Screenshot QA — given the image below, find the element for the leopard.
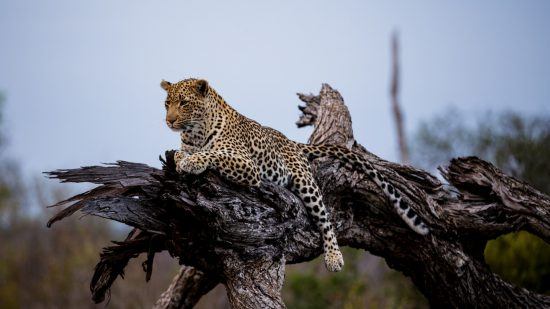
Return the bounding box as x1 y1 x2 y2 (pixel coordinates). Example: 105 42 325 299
161 78 429 272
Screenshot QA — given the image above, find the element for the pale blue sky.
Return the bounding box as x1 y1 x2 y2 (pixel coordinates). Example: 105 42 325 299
1 0 549 180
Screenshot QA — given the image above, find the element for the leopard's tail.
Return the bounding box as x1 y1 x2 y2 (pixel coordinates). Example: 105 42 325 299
300 143 429 235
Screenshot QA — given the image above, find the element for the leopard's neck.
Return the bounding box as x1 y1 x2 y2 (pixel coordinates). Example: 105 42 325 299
201 90 239 146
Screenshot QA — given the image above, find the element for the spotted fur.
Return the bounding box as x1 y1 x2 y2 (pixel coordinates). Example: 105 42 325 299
161 78 428 272
300 144 429 235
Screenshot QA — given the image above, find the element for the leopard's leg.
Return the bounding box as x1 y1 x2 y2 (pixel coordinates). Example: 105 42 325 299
174 142 200 166
175 150 261 187
180 142 200 155
289 163 344 272
176 128 203 155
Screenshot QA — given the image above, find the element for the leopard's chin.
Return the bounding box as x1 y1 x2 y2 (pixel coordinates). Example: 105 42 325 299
176 122 196 132
168 122 189 132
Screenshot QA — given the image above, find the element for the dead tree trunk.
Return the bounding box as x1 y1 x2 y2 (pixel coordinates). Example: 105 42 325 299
47 84 550 308
389 31 410 164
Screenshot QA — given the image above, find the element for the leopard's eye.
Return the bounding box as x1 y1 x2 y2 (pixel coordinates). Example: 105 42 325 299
164 101 169 109
179 100 187 107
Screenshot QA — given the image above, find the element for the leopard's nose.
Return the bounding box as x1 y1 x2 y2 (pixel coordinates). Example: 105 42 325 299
166 117 176 127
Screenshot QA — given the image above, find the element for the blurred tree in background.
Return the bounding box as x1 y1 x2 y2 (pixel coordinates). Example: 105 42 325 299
412 108 550 294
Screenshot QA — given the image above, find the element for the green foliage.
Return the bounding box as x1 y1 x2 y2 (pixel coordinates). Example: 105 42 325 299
283 248 428 309
412 108 550 294
284 248 367 309
485 231 550 294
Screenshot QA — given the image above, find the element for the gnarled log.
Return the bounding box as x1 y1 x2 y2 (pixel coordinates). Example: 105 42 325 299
47 84 550 308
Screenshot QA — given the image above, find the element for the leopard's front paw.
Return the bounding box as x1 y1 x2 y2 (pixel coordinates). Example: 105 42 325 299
174 150 188 165
324 249 344 272
176 155 208 175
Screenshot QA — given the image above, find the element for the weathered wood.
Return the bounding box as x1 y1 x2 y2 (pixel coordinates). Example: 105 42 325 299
154 266 218 309
89 229 164 303
223 254 286 309
47 84 550 308
440 156 550 243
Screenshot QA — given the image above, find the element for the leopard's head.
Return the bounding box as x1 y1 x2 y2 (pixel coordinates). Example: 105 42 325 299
160 78 210 132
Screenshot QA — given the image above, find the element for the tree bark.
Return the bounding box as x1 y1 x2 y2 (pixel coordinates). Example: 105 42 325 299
153 265 218 309
47 84 550 308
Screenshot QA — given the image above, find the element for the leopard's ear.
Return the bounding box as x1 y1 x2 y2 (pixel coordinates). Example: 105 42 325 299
160 80 171 91
196 79 209 97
